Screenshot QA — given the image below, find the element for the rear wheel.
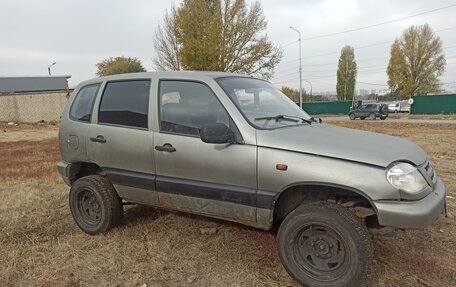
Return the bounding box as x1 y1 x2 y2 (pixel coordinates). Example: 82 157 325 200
349 113 355 120
69 175 123 235
278 202 372 287
369 113 376 120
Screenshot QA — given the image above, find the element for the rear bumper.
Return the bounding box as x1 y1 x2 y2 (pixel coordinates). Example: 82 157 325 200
57 160 71 186
374 177 446 229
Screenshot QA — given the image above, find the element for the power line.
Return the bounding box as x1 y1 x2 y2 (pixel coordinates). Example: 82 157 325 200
281 40 299 48
272 71 299 81
274 56 387 76
440 81 456 85
357 81 388 87
277 26 456 70
301 41 391 60
299 4 456 41
274 45 456 76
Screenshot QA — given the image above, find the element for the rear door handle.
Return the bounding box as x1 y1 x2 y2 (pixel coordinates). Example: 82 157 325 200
90 135 106 143
155 143 176 152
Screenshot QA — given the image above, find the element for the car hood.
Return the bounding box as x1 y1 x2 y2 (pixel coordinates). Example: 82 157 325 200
256 124 427 167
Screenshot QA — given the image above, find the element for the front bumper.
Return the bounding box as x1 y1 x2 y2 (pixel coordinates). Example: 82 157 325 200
57 160 71 186
373 177 446 229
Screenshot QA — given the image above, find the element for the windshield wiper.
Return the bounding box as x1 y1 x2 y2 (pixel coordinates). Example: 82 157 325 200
254 114 312 124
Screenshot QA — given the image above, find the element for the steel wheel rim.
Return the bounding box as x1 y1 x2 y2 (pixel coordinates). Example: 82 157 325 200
77 189 102 226
292 223 349 280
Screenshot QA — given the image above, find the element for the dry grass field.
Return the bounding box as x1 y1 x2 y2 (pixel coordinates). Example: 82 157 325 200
0 121 455 287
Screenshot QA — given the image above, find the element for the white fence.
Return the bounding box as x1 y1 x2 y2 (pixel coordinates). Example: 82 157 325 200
0 90 70 123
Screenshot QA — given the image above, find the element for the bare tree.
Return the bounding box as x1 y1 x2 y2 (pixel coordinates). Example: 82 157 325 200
153 0 282 79
153 8 181 71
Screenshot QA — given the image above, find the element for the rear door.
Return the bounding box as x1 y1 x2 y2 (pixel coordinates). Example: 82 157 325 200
363 104 374 117
88 79 158 205
153 80 258 222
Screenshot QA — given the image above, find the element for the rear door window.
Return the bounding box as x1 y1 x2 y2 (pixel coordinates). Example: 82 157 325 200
98 80 150 129
70 84 100 122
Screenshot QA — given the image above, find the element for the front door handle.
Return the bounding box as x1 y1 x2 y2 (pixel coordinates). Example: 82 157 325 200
155 143 176 152
90 135 107 143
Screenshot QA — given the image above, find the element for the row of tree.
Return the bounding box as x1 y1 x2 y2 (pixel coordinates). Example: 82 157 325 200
95 1 446 101
332 23 446 101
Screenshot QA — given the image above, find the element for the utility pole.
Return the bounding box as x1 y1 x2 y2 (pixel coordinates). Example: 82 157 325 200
290 26 302 109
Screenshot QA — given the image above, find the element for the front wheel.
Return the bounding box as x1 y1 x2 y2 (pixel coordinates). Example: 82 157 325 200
277 202 372 287
369 113 376 120
380 116 387 120
69 175 123 235
349 113 355 120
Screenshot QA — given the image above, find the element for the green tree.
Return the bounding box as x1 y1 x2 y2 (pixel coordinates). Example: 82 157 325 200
387 24 445 98
96 56 146 77
336 46 357 100
153 0 282 79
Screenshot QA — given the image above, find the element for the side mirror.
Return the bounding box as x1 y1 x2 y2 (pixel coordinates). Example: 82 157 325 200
200 123 235 144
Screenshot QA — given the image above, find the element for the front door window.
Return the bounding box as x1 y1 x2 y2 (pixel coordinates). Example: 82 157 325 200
159 80 231 136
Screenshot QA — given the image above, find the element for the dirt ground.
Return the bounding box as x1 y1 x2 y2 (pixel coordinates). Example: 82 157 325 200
0 121 455 287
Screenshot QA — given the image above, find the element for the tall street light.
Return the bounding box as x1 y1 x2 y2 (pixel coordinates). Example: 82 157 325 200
289 26 302 109
48 62 56 76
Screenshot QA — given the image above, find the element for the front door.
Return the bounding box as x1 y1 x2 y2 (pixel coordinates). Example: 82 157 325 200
153 80 257 222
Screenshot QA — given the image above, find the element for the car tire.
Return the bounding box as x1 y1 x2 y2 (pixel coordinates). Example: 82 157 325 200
69 175 123 235
369 113 376 120
277 201 372 287
360 117 365 120
349 113 355 120
380 116 386 120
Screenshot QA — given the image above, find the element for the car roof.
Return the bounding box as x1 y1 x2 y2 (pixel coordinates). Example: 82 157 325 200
76 71 254 87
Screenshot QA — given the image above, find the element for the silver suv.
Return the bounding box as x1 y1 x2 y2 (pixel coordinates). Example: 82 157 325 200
58 72 446 287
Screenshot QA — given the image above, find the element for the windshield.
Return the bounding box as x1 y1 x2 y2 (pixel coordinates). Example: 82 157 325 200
216 77 312 129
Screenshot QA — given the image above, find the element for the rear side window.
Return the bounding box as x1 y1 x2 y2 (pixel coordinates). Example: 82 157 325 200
69 84 100 122
98 80 150 128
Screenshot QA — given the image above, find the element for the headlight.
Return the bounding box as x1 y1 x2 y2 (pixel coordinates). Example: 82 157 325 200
386 162 428 193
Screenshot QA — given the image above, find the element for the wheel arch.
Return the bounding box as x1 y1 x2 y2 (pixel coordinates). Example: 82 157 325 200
68 162 106 185
272 182 377 226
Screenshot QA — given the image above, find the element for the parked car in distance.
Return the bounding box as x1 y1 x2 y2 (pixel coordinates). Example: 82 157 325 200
348 103 389 120
58 72 446 287
401 104 411 113
388 102 411 113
